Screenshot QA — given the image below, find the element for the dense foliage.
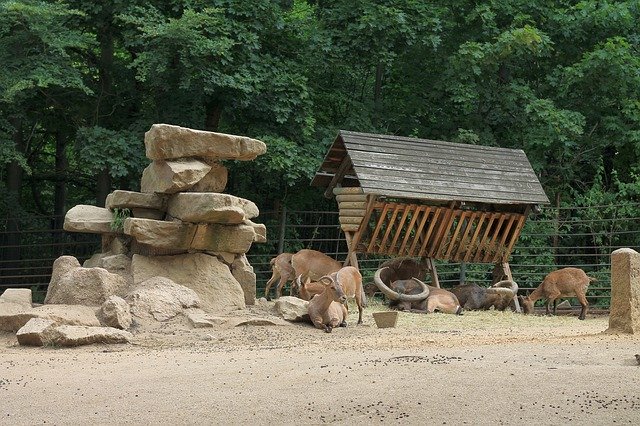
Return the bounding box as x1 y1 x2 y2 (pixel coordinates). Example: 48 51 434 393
1 1 639 233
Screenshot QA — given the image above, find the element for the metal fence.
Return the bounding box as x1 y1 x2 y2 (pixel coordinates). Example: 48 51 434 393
2 203 640 307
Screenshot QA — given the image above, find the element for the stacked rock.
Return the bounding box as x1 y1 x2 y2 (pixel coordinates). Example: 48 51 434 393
62 124 267 309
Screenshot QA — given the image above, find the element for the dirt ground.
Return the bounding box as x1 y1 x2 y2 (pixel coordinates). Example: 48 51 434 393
1 301 639 425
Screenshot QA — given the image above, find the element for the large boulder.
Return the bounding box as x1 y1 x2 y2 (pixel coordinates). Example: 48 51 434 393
131 253 245 313
0 288 32 307
274 296 309 322
144 124 266 161
126 277 200 322
190 223 257 253
44 255 128 306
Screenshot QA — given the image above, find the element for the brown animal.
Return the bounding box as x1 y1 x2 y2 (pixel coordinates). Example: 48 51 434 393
264 252 295 300
289 249 342 296
314 266 366 324
378 257 429 281
307 276 348 333
295 274 325 301
450 280 518 311
519 267 596 320
373 267 462 315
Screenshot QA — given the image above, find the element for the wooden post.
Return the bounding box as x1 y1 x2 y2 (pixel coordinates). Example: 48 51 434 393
492 262 520 312
343 232 359 269
426 257 440 288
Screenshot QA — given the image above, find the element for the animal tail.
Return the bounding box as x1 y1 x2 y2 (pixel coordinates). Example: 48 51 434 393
588 276 598 282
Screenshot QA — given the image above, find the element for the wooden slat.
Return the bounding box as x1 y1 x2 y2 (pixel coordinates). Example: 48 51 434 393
482 214 508 263
367 203 392 253
409 207 435 256
379 204 402 254
399 205 427 255
504 211 529 259
473 213 498 262
492 214 519 263
464 212 487 263
444 211 468 259
351 194 377 252
387 204 413 255
452 211 478 261
428 207 456 258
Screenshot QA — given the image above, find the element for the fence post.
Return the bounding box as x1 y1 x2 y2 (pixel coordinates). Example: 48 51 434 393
278 206 287 254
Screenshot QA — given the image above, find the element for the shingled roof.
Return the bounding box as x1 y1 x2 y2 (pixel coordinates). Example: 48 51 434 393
311 130 549 206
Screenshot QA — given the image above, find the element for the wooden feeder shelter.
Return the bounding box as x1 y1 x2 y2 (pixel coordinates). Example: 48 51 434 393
311 130 550 292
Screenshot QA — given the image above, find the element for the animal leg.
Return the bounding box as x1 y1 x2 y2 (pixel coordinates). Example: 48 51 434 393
275 274 289 299
576 293 589 320
264 272 280 300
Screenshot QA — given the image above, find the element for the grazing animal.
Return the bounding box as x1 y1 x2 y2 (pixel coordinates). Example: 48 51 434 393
450 280 518 311
373 267 462 315
307 276 348 333
289 249 342 296
264 252 295 299
519 267 596 320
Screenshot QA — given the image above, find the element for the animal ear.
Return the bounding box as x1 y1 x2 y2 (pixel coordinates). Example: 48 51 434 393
319 276 332 286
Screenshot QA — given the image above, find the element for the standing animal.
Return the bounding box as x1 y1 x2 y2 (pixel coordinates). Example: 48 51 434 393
373 267 462 315
450 280 518 311
518 267 596 320
264 252 295 300
307 276 348 333
264 249 342 300
289 249 342 296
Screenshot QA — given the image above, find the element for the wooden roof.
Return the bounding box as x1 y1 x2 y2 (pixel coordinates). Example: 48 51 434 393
311 130 550 206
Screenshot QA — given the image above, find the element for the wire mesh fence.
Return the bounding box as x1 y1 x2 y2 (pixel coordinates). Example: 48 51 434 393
2 203 639 307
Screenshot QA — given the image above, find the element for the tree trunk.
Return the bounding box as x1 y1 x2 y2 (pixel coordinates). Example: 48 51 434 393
53 131 68 256
205 101 222 131
3 117 24 265
96 168 111 207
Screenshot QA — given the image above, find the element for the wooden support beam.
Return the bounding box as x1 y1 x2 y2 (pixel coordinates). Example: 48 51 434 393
426 257 440 288
323 156 352 199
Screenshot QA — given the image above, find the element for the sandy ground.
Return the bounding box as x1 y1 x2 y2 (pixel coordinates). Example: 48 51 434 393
1 302 639 425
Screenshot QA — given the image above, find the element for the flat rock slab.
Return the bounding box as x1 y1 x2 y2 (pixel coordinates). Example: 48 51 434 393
167 193 259 223
141 159 211 194
106 190 167 211
64 205 115 234
48 324 132 346
0 303 101 332
145 124 266 161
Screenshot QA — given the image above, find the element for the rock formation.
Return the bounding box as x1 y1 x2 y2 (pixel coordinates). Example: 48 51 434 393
1 124 271 347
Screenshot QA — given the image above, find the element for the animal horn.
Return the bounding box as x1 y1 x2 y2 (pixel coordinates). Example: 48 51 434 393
488 279 518 295
373 268 430 301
